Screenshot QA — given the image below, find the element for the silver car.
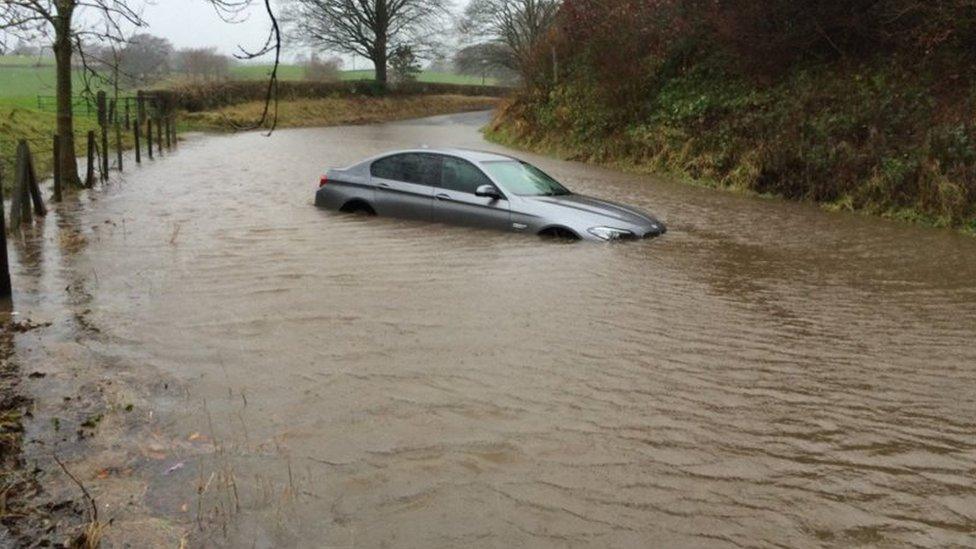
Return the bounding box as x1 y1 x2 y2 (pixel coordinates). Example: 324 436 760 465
314 148 666 242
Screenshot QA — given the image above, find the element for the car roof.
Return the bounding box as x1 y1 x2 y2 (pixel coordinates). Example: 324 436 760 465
377 148 519 164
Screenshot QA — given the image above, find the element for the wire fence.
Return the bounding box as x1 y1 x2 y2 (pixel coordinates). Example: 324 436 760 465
34 95 99 118
3 91 177 185
2 89 181 299
35 94 143 119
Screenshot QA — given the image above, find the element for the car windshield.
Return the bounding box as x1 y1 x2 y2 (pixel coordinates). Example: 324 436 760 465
481 161 572 196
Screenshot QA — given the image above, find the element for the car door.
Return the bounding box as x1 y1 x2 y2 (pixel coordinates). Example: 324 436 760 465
370 153 437 221
433 155 511 231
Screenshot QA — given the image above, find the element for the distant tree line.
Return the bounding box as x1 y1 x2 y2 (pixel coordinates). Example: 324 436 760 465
81 34 231 85
301 53 343 82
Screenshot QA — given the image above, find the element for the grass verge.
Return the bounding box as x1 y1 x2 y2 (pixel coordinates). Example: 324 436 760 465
487 60 976 235
0 107 135 193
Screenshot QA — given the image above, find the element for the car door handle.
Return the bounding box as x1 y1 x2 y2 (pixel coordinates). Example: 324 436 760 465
434 193 452 201
377 183 391 189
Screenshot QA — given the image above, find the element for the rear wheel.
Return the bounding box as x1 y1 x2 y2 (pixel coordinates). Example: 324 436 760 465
339 200 376 216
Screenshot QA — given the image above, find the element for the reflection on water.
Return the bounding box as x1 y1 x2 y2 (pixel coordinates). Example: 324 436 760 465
9 112 976 547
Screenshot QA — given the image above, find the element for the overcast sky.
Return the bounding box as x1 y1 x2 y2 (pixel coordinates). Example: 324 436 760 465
140 0 466 63
141 0 274 57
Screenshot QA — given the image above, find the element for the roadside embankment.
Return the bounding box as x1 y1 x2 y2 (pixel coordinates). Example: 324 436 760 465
166 79 509 112
181 94 501 131
0 107 124 192
489 0 976 233
488 61 976 234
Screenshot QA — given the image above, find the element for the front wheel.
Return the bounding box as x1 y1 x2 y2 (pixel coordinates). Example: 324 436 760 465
538 227 580 241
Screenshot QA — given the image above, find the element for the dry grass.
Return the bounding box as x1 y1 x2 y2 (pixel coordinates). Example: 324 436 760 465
182 94 500 131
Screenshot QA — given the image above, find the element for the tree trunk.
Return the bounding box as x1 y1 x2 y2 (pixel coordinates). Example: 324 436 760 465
53 5 80 187
374 55 388 87
374 0 389 88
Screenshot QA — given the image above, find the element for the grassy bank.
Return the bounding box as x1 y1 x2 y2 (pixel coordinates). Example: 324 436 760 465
488 58 976 233
182 94 500 131
0 107 120 192
492 0 976 234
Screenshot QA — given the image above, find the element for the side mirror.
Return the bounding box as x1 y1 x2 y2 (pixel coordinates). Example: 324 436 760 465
475 184 502 199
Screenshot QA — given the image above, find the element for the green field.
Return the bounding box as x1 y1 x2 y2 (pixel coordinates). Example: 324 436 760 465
0 55 95 110
0 54 54 66
0 68 64 108
0 58 496 108
230 64 497 85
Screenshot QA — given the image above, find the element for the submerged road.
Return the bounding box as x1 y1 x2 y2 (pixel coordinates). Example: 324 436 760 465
7 111 976 547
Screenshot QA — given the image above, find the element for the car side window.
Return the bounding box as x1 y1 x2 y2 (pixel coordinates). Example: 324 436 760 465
371 155 403 180
441 156 492 194
371 154 440 186
416 154 442 187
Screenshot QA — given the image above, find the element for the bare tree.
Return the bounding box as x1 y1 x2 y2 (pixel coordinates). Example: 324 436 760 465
460 0 561 75
119 32 173 83
176 47 230 81
454 42 517 84
1 1 146 186
283 0 451 86
1 0 283 185
304 53 342 81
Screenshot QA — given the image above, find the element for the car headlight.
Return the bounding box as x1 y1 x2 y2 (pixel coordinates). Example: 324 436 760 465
588 227 634 241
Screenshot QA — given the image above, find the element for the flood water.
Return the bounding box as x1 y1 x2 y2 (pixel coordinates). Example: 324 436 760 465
6 111 976 547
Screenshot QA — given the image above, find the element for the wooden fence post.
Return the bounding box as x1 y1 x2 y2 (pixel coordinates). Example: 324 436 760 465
137 91 145 125
156 115 163 155
4 140 47 231
134 118 141 164
10 141 33 227
98 91 109 180
147 118 154 160
0 163 10 300
53 134 62 202
86 130 96 188
115 122 123 172
24 142 46 217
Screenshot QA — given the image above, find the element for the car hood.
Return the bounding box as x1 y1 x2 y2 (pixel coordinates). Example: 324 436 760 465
527 194 659 226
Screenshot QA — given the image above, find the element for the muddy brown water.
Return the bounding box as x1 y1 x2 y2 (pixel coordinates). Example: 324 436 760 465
5 111 976 547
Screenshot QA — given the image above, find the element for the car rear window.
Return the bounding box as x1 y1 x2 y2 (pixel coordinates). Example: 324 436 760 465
371 154 440 186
